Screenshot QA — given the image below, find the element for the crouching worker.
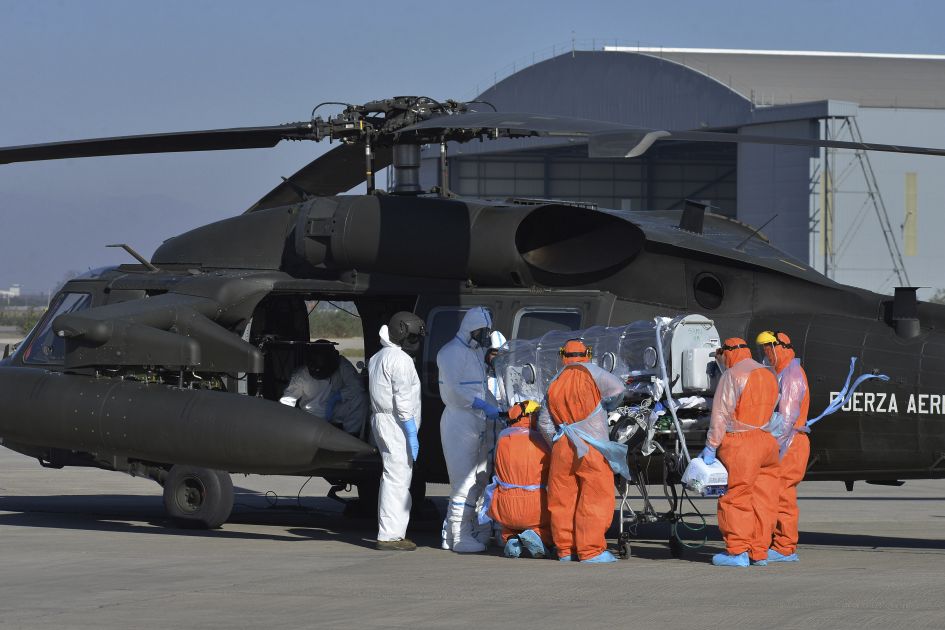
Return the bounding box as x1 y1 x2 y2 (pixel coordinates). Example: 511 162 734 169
478 400 553 558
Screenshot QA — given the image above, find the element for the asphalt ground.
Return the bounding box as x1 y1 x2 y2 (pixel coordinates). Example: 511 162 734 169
0 447 943 629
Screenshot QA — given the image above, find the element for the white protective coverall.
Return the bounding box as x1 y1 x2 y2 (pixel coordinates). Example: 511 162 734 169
281 357 369 435
368 325 422 542
437 306 494 551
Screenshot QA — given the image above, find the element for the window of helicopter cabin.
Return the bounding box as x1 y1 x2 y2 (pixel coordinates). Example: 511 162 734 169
693 273 724 310
422 306 494 394
21 292 93 365
512 307 582 339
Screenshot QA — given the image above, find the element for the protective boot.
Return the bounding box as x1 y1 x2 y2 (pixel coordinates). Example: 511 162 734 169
517 529 547 559
440 518 454 551
472 521 492 547
711 551 749 567
503 538 522 558
767 548 799 563
452 518 486 553
581 550 617 563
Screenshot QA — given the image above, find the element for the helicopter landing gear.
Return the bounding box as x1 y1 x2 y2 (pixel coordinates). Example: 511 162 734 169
669 533 684 559
162 465 233 529
618 533 632 559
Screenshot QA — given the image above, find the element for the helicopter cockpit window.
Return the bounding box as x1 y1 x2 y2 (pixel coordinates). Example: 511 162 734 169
21 292 93 365
512 307 582 339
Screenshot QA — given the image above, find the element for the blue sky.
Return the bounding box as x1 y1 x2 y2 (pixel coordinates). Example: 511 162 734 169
2 0 945 292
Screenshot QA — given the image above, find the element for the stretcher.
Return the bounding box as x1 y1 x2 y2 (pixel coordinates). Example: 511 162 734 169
493 313 722 560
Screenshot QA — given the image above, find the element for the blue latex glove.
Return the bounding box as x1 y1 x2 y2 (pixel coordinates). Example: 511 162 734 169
402 417 419 462
472 397 500 417
700 446 716 465
325 390 342 420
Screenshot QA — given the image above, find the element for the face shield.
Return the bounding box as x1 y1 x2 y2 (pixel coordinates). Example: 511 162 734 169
400 331 424 357
470 327 492 349
307 346 340 379
714 348 728 374
754 330 781 368
757 343 778 367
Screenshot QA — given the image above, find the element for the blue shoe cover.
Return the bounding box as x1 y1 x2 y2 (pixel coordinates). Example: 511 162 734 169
504 538 522 558
711 551 749 567
517 529 547 559
558 555 573 562
751 559 768 566
581 550 618 563
766 548 799 563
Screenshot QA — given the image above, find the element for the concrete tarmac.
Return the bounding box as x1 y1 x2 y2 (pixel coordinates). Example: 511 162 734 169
0 447 943 630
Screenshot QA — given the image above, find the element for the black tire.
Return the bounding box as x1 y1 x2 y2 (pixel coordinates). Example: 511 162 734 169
669 535 684 559
162 465 234 529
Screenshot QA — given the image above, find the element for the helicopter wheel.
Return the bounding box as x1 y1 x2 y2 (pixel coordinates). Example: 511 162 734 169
163 465 233 529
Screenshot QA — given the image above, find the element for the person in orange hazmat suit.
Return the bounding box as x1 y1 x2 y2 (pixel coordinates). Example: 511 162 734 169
701 337 780 567
755 330 809 563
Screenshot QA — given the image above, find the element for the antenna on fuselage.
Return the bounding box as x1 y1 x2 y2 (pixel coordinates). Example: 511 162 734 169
107 244 160 272
734 214 778 251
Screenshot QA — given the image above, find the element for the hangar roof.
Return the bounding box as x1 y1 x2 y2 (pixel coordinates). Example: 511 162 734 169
606 47 945 109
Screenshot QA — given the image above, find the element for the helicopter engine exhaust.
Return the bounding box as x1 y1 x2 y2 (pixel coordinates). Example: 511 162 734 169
312 196 645 285
154 196 646 286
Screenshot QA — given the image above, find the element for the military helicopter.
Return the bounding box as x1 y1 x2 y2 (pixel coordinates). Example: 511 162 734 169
1 96 944 529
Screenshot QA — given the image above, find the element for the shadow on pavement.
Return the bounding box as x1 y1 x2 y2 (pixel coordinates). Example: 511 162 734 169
0 488 442 547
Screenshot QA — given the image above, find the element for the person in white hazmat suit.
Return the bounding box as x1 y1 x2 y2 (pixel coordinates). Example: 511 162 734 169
437 307 497 553
475 330 508 543
368 312 425 551
280 340 369 437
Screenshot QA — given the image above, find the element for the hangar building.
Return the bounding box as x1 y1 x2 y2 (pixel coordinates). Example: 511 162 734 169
421 48 945 295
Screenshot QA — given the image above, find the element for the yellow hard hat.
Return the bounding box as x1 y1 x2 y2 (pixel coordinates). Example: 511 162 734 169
755 330 779 345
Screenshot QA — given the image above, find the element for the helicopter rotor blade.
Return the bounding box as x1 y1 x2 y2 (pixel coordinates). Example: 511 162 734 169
588 128 945 159
0 123 316 165
663 129 945 158
245 142 394 212
403 111 945 159
400 110 632 139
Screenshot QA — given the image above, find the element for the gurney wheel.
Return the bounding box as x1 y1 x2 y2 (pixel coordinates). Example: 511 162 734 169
619 540 631 559
669 535 684 559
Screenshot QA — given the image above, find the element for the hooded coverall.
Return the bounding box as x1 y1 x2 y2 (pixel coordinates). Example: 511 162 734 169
487 411 553 546
281 357 369 435
540 360 625 561
707 339 780 563
368 325 422 542
769 338 810 556
437 307 494 550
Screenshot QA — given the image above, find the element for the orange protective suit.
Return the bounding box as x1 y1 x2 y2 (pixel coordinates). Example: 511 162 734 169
545 362 614 561
707 338 780 563
487 406 553 545
765 332 811 555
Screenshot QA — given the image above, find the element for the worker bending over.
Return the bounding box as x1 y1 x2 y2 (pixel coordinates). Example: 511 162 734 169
280 340 369 437
481 400 552 558
701 337 780 567
538 339 629 563
756 330 809 563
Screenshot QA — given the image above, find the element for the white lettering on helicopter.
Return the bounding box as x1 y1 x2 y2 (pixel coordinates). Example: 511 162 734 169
829 391 945 414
